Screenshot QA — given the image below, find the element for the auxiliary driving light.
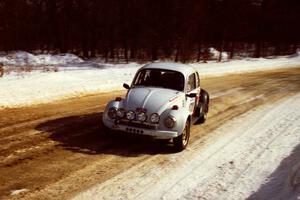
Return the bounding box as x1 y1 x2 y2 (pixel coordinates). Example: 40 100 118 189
116 108 125 118
137 112 147 122
150 113 160 123
108 107 117 119
164 116 176 128
126 110 135 120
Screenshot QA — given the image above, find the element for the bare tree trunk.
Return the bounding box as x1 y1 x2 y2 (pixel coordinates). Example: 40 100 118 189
218 43 223 62
292 43 298 53
104 47 108 62
175 47 179 62
116 48 120 62
109 45 115 61
151 45 158 61
255 40 261 58
197 43 202 62
130 45 136 60
124 41 129 63
229 41 235 59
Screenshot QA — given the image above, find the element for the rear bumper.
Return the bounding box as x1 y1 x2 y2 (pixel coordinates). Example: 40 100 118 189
103 119 179 139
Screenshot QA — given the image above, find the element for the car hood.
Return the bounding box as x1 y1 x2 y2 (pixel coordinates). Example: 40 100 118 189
123 87 182 114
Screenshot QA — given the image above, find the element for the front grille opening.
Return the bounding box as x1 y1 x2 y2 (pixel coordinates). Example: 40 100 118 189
126 127 144 134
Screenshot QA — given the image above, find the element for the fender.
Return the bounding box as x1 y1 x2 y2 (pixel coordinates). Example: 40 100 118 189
159 107 190 135
102 100 123 121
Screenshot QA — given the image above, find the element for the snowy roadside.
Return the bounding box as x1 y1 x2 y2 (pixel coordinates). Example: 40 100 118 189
0 51 300 109
72 93 300 200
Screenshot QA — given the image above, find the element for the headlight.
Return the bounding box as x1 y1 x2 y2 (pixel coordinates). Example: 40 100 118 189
150 113 160 123
126 110 135 120
164 116 176 128
108 107 117 119
116 108 125 118
137 112 147 122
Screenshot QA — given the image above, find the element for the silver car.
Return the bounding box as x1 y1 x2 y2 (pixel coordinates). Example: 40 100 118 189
102 62 209 151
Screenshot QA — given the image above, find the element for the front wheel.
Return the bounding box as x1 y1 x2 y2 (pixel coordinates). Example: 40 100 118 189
197 89 209 124
173 120 190 152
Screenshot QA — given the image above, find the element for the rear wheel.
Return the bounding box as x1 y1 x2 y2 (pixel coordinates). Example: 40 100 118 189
197 89 209 123
197 104 207 123
174 120 190 151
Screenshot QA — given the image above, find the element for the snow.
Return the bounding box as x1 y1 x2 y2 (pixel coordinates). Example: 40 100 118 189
166 94 300 200
209 47 229 61
191 52 300 77
73 93 300 200
0 51 83 66
0 51 300 108
0 66 138 109
10 188 29 196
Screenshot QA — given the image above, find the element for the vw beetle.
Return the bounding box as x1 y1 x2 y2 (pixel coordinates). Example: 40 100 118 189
102 62 209 151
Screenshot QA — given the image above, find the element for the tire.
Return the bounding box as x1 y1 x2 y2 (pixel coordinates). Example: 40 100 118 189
197 103 206 124
197 89 209 123
200 89 209 113
174 120 190 152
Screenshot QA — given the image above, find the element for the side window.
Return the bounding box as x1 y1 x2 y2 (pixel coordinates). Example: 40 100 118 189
187 73 196 92
195 72 200 88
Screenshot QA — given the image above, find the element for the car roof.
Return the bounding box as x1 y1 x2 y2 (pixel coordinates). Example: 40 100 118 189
141 62 196 77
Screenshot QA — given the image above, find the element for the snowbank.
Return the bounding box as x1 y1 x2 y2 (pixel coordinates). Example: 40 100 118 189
0 65 139 109
0 51 300 108
191 55 300 77
208 47 229 61
0 51 83 66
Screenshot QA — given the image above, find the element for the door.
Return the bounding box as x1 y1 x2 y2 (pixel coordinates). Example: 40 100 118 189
186 73 200 115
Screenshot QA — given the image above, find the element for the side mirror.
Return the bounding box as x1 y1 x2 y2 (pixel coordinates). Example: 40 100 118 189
123 83 130 90
186 93 197 98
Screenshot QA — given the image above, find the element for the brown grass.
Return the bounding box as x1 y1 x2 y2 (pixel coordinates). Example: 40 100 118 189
0 65 59 77
0 66 3 77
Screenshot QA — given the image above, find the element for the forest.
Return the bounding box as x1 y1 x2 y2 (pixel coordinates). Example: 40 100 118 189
0 0 299 62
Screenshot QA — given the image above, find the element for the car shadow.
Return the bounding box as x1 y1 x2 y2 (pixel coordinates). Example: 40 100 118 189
246 143 300 200
35 112 177 156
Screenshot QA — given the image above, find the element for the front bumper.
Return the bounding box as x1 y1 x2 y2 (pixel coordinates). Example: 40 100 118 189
103 119 179 139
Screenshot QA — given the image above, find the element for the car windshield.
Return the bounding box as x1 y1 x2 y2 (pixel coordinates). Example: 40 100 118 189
132 69 184 91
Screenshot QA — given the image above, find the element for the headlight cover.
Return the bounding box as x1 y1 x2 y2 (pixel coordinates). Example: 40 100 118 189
126 110 135 120
116 108 125 118
164 116 176 128
150 113 160 123
108 107 117 119
137 112 147 122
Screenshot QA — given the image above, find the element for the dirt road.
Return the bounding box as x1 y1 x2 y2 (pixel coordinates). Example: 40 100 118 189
1 67 300 200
